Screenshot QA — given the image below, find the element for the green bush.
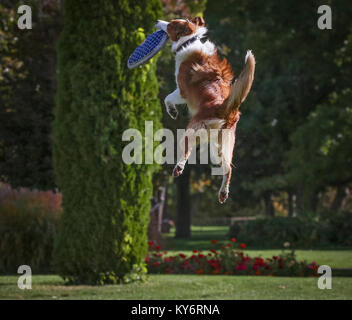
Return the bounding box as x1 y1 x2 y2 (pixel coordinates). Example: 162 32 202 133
0 185 61 273
52 0 163 284
228 214 352 248
318 211 352 246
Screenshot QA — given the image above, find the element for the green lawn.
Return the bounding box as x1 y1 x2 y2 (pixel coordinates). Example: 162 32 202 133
1 274 351 300
1 225 350 300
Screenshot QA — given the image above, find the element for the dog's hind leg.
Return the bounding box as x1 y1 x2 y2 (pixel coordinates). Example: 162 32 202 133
172 133 194 177
218 165 232 204
217 128 236 204
173 120 207 177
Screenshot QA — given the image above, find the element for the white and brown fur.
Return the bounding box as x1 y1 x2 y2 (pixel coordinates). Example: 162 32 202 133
155 17 255 203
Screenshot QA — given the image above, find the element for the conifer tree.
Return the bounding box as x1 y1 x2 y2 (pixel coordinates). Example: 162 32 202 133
52 0 162 284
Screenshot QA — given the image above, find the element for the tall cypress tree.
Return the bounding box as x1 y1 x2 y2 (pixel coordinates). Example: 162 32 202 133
52 0 162 284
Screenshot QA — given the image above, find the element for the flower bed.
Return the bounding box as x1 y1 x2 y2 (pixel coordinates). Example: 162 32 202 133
146 239 319 277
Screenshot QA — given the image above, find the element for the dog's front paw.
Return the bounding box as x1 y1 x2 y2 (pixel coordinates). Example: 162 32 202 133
218 187 229 204
166 103 178 120
172 164 184 177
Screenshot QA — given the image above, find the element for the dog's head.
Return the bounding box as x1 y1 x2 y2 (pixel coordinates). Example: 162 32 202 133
155 17 206 42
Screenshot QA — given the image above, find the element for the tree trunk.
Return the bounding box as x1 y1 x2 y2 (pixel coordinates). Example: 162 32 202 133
296 184 304 215
309 190 319 212
175 166 191 238
331 185 346 212
264 192 275 217
288 190 294 217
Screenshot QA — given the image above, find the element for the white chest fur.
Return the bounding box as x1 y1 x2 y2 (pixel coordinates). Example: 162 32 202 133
172 27 216 88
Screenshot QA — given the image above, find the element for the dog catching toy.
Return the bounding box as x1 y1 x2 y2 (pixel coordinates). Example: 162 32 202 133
127 30 168 69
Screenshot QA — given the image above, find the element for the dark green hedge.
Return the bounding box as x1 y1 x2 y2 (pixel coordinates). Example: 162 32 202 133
0 188 61 274
228 212 352 248
52 0 162 284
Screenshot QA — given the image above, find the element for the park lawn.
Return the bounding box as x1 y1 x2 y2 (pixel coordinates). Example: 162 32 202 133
163 226 352 268
0 274 351 300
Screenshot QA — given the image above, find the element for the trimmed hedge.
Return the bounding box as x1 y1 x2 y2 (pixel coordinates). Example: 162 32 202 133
0 186 61 274
52 0 163 284
228 213 352 248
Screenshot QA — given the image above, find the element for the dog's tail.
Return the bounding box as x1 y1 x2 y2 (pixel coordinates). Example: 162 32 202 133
226 50 255 110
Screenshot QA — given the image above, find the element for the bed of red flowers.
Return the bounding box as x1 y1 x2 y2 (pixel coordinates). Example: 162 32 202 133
146 239 319 277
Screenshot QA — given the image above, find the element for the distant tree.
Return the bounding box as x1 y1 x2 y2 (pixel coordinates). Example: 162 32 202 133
205 0 352 215
52 0 162 284
0 0 62 190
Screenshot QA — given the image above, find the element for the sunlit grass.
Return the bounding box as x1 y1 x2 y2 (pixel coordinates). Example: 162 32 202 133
1 274 351 300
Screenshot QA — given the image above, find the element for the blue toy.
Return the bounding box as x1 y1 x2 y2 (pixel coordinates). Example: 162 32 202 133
128 30 169 69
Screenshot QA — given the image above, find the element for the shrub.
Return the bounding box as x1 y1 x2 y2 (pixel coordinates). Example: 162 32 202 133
0 184 61 273
228 214 352 248
52 0 163 284
146 240 318 277
318 211 352 246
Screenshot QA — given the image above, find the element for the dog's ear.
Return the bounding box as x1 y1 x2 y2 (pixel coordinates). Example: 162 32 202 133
191 16 206 26
184 20 196 35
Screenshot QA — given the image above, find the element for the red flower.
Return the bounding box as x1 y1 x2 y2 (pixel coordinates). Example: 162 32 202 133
255 257 265 266
226 244 232 248
210 249 218 255
240 243 246 249
145 255 150 263
211 240 217 244
192 250 198 253
236 262 247 271
148 241 154 246
273 256 278 260
155 245 161 250
231 238 237 243
153 252 162 257
198 254 205 258
152 262 161 267
179 253 186 259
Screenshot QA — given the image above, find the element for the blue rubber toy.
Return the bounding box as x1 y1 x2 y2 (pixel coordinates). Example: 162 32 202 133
128 30 169 69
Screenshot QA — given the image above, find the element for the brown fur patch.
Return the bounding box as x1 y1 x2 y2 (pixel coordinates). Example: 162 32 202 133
167 20 196 42
177 50 239 128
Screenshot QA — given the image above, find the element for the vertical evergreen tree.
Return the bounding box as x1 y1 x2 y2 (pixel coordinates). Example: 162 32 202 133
52 0 162 284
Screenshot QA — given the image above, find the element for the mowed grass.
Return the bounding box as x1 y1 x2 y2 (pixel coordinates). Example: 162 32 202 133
163 226 352 268
1 225 351 300
1 274 351 300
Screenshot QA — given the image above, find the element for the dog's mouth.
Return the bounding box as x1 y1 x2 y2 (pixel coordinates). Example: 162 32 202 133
155 19 197 42
155 20 169 32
